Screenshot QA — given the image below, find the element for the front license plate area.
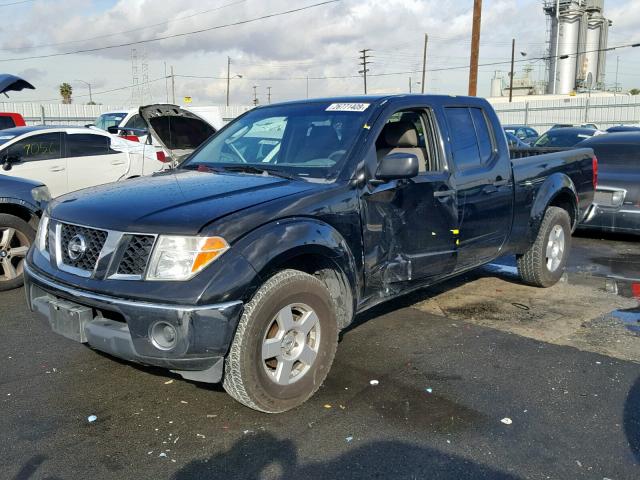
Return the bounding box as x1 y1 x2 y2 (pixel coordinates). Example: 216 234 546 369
48 298 93 343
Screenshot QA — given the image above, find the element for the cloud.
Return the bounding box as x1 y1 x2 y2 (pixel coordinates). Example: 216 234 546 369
1 0 638 105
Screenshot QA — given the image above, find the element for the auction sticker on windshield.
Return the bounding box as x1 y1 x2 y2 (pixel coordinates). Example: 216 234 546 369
326 103 370 112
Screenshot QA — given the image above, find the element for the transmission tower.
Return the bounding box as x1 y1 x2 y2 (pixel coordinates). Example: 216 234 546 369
130 48 141 107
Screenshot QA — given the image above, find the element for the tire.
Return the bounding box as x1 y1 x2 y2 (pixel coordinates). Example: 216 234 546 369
517 206 572 288
0 214 36 292
223 269 339 413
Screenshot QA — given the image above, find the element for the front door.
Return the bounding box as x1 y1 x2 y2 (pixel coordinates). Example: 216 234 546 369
1 132 67 197
360 107 458 296
443 106 513 267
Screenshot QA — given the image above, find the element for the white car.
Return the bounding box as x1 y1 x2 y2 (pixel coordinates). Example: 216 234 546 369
0 126 164 197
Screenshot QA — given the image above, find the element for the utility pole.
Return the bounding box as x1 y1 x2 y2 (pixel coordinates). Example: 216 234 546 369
267 86 272 104
421 33 428 93
409 77 412 93
509 38 515 102
615 55 620 94
358 49 372 94
306 76 309 98
252 85 258 106
468 0 482 96
226 56 231 107
170 66 175 104
164 61 169 103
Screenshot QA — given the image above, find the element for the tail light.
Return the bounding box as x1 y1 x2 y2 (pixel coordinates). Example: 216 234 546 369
156 150 170 163
122 135 139 142
592 156 598 190
632 283 640 299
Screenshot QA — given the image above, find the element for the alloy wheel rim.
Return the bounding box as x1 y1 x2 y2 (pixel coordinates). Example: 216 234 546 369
0 227 30 282
545 225 565 272
261 303 321 386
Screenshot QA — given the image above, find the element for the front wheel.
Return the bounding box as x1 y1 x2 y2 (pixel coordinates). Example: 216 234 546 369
223 269 339 413
517 206 572 288
0 214 35 292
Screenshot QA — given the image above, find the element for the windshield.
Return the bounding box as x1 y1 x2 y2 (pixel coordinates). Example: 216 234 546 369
534 130 593 148
0 134 17 146
180 102 373 180
94 112 127 131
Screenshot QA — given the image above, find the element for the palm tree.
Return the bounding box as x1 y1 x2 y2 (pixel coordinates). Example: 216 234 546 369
59 83 73 104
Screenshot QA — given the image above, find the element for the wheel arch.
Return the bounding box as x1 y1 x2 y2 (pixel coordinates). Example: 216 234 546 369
0 200 40 229
529 173 578 239
233 218 358 329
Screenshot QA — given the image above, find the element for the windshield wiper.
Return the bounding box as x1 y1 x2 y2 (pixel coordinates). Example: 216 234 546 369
221 165 299 181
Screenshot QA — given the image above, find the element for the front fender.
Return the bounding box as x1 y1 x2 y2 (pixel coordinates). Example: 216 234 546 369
529 172 578 238
234 217 359 301
0 196 41 216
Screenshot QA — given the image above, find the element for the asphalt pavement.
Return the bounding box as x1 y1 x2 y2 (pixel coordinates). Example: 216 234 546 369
1 232 639 480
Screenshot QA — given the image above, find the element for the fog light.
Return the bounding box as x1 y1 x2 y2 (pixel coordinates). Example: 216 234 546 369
150 321 178 350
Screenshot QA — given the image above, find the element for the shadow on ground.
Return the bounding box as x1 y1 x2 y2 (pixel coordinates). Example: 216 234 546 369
171 432 520 480
624 375 640 463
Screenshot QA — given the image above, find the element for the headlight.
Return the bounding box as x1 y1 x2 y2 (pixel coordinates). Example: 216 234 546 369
31 185 51 205
146 235 229 281
35 213 50 254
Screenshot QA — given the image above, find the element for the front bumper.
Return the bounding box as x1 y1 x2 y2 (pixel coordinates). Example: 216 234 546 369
25 262 243 383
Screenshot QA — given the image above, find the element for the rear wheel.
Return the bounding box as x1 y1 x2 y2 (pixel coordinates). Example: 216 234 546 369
0 214 35 292
223 269 339 413
517 206 571 287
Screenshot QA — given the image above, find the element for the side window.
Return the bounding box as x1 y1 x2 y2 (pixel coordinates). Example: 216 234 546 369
445 107 481 170
66 134 115 157
124 114 147 130
375 108 442 172
6 133 62 162
469 108 494 164
0 116 15 129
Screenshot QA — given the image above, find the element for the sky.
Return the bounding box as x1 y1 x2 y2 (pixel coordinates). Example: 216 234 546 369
0 0 639 107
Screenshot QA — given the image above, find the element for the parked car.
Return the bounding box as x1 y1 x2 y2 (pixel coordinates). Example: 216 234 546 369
606 125 640 133
0 112 26 130
0 175 49 290
549 123 599 130
533 127 599 148
0 126 164 197
505 131 529 148
25 95 595 412
577 132 640 234
503 124 539 145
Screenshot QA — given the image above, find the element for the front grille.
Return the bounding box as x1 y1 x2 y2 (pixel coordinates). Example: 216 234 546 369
117 234 155 276
59 223 108 272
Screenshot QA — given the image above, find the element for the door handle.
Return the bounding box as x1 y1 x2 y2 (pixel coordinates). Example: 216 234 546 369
483 185 498 194
111 161 126 165
433 189 455 198
50 166 65 172
493 179 509 187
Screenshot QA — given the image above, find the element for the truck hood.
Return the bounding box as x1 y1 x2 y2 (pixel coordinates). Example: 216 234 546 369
139 104 216 161
50 170 316 235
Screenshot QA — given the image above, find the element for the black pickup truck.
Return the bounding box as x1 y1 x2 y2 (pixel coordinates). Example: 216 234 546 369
24 95 596 413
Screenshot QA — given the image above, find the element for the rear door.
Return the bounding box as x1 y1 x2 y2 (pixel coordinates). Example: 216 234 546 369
65 132 129 192
1 132 67 196
443 106 513 267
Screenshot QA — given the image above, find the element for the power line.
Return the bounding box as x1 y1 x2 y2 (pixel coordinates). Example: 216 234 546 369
0 0 34 6
0 0 247 52
0 0 341 63
171 42 640 83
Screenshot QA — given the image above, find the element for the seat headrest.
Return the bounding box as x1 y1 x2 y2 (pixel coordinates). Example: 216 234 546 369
383 121 419 148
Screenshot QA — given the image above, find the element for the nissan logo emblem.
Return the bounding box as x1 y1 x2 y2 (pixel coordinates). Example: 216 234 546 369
67 234 87 261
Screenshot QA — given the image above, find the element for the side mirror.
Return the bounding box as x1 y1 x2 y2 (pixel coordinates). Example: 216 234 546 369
375 152 419 181
107 126 119 134
1 153 20 171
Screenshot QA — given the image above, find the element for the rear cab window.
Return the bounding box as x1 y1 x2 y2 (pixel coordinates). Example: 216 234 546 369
444 106 496 171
